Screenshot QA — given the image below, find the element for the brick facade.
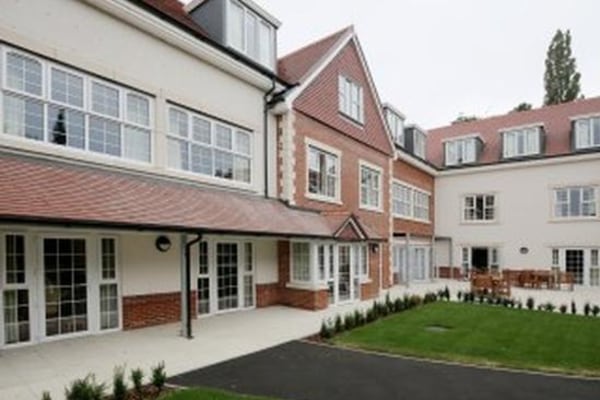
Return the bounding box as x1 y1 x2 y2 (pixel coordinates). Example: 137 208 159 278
122 291 197 330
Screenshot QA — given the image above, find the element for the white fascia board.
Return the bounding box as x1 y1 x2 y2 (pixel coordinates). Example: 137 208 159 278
395 150 438 176
383 103 406 120
84 0 276 91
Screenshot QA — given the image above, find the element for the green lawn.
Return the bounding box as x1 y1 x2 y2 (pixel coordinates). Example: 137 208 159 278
162 388 278 400
334 302 600 376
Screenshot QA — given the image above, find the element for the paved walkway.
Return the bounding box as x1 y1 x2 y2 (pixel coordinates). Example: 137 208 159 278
170 341 600 400
1 280 598 399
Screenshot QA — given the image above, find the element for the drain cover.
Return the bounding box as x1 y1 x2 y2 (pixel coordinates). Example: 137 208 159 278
425 325 450 333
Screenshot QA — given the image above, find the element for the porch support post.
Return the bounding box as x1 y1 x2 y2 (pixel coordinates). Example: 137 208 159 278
181 233 202 340
405 233 411 287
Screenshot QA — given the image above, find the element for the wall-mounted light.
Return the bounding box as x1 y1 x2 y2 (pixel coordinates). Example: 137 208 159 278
519 247 529 255
370 243 379 254
155 236 172 253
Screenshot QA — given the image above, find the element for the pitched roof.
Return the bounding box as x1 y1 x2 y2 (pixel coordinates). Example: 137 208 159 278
322 212 385 241
277 26 352 84
134 0 210 39
427 97 600 168
0 155 334 238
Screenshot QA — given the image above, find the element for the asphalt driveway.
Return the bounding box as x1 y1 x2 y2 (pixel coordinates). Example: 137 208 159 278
169 341 600 400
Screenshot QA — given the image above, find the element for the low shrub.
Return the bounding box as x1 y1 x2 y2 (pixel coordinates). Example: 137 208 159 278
559 304 567 314
41 391 52 400
344 312 356 330
486 297 494 305
354 309 365 326
65 375 105 400
319 320 333 339
517 301 523 310
366 307 376 323
334 314 344 333
423 292 437 304
593 305 600 317
409 295 423 308
385 294 394 312
443 286 451 301
526 297 535 310
584 302 591 316
393 297 404 313
571 301 577 315
544 302 556 312
112 366 127 400
130 368 144 399
478 295 485 304
151 361 167 395
457 291 463 301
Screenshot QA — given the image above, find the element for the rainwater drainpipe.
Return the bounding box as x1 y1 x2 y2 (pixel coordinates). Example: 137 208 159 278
184 233 202 339
405 233 411 287
263 79 277 198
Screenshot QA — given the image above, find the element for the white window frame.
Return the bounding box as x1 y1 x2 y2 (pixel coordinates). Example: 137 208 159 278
290 242 312 284
98 236 121 332
574 116 600 150
386 109 404 147
392 179 431 223
462 194 497 223
444 137 477 166
166 104 253 185
0 45 154 165
501 125 541 158
338 75 364 124
552 186 598 220
359 160 383 212
226 0 275 68
305 138 341 204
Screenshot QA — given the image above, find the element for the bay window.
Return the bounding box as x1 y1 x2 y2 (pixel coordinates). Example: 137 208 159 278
291 243 311 283
1 47 152 163
167 106 252 184
554 186 597 218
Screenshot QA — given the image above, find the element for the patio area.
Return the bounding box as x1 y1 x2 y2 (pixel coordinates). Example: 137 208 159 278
1 280 598 400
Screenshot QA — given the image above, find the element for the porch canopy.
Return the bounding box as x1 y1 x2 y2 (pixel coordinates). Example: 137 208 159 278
0 154 334 238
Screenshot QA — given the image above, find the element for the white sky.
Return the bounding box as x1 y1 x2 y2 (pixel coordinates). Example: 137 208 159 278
186 1 599 129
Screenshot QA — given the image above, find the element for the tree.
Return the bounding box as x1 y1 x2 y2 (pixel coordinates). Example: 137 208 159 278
544 29 582 105
452 114 478 125
513 102 533 112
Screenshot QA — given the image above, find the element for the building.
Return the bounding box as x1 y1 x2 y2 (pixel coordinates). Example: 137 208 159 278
429 99 600 286
273 26 394 308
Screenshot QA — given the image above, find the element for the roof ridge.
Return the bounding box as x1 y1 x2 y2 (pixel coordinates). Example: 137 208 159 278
278 25 353 62
429 95 600 132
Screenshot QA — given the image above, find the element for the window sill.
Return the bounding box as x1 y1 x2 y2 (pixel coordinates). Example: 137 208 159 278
286 282 327 291
339 112 365 128
359 277 372 285
393 215 431 224
305 192 342 205
549 217 599 223
360 205 384 214
460 220 498 225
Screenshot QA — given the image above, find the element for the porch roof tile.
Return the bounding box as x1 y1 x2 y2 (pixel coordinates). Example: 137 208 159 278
0 155 333 238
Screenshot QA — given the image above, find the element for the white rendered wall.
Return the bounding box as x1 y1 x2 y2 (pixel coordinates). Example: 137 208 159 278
435 155 600 270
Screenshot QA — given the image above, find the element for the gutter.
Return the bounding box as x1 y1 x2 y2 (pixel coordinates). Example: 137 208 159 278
263 79 277 198
184 234 203 339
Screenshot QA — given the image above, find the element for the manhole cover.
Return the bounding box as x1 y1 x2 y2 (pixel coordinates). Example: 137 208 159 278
425 325 451 333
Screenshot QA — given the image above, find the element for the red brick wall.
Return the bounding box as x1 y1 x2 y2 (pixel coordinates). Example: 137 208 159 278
256 283 280 307
392 158 435 237
122 291 196 330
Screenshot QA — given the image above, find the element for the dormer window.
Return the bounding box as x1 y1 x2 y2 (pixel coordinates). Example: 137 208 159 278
502 126 542 158
445 137 480 166
338 75 364 124
574 117 600 150
385 108 404 147
404 126 427 159
413 130 426 159
227 0 275 68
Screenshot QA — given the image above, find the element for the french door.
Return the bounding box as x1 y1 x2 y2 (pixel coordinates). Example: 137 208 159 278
337 245 352 302
566 249 584 285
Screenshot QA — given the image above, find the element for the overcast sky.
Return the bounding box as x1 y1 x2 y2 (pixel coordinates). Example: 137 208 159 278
246 0 598 128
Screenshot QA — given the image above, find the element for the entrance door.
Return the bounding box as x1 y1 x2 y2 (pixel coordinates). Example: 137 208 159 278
566 249 584 285
216 243 239 312
337 245 352 303
471 247 489 273
43 238 88 338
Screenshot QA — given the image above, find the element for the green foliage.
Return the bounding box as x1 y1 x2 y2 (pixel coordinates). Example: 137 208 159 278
571 301 577 315
354 309 366 326
151 361 167 394
457 291 463 301
334 314 344 333
452 114 479 125
41 391 52 400
544 302 556 312
526 297 535 311
319 319 334 339
112 366 127 400
584 302 591 317
544 29 582 105
65 375 106 400
130 368 144 398
559 304 568 314
593 305 600 317
512 102 533 112
344 312 356 330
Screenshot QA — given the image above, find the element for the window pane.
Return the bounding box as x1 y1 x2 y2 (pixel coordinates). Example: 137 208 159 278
126 94 149 126
51 68 83 108
214 150 234 179
258 21 272 66
47 106 85 149
235 131 251 155
89 117 121 156
215 125 233 149
569 188 581 216
101 238 116 280
168 137 189 171
234 156 251 183
3 94 44 141
246 12 257 58
91 82 119 118
229 1 244 51
192 117 211 144
292 243 310 282
169 108 188 138
191 144 212 175
6 52 43 96
123 126 151 162
593 118 600 146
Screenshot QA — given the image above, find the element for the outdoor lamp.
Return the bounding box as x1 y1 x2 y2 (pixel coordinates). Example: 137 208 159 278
155 236 172 252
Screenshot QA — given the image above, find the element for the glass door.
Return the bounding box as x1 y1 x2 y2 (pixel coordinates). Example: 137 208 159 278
337 245 352 302
197 242 210 315
216 243 239 311
566 249 584 285
2 234 31 346
43 238 88 337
